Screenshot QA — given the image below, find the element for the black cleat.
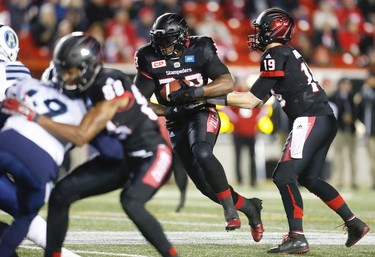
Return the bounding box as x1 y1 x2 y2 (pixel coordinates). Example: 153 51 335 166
267 232 310 254
345 217 370 247
242 198 264 242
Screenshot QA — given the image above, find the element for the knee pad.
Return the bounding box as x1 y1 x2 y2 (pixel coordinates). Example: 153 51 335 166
192 142 213 163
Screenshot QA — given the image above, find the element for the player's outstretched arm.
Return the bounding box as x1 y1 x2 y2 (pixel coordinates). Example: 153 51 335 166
3 97 131 146
207 91 264 109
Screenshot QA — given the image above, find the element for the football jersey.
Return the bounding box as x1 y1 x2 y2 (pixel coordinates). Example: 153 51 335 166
252 45 333 121
0 61 31 101
135 36 230 107
3 78 87 165
86 67 165 155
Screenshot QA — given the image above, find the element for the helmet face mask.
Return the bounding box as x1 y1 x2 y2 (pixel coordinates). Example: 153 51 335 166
248 8 294 52
0 25 19 62
53 32 102 94
150 13 189 60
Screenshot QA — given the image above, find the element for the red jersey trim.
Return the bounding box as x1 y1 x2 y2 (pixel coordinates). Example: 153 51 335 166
260 71 285 77
142 145 172 188
140 70 153 79
206 108 220 134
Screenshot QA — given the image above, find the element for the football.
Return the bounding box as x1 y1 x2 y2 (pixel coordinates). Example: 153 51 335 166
160 80 185 101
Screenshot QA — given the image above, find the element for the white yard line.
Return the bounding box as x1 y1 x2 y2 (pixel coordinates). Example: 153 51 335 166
21 231 375 246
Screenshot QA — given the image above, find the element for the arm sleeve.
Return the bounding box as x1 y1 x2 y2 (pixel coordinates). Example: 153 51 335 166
133 72 156 100
250 77 278 101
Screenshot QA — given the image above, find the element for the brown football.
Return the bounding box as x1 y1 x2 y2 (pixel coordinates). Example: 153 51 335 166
160 80 184 101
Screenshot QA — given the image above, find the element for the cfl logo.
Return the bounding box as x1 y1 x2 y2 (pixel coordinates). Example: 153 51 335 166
5 31 17 49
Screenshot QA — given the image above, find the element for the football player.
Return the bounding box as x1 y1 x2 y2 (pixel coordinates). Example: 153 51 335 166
133 12 264 242
215 8 370 254
0 24 80 257
3 32 179 257
0 77 87 257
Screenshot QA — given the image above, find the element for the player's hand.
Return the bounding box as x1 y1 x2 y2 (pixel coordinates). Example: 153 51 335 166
168 87 198 104
165 102 206 119
2 98 40 121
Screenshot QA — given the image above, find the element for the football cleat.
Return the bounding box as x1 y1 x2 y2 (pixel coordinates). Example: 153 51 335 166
267 232 310 254
344 217 370 247
225 218 241 231
243 198 264 242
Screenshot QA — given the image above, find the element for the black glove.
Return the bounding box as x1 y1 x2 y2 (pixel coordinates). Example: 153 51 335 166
168 87 198 104
165 102 206 119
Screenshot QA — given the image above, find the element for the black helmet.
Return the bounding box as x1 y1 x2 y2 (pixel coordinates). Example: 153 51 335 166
53 32 102 93
150 13 189 60
248 8 294 51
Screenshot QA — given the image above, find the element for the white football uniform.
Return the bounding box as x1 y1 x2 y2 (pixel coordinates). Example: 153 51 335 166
3 78 87 165
0 60 31 101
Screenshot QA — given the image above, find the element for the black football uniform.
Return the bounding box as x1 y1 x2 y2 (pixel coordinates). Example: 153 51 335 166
134 36 228 147
252 45 349 233
251 44 333 121
88 68 166 152
135 36 230 110
134 36 250 209
46 67 175 257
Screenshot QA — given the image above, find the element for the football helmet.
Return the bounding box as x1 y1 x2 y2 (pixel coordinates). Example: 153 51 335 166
248 8 294 51
0 24 19 62
150 13 189 60
53 32 102 93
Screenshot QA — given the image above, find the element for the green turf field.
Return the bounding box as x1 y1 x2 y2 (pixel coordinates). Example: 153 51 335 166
3 181 375 257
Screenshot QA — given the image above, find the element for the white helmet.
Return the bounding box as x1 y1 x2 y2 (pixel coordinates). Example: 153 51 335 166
0 24 19 61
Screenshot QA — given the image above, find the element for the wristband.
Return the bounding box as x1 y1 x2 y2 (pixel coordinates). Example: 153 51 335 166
194 87 205 97
206 95 228 106
32 113 40 122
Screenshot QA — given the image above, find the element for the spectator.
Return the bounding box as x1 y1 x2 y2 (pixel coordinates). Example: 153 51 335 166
359 13 375 63
29 2 58 50
86 21 106 46
184 12 199 35
195 11 238 62
338 18 362 56
128 0 165 21
244 0 272 19
329 78 359 189
223 79 263 187
133 7 155 47
357 50 375 189
60 0 88 32
84 0 113 26
312 21 341 54
311 44 332 66
336 0 365 33
163 0 182 15
293 32 314 63
6 0 35 33
312 1 341 54
104 8 137 63
53 18 74 44
312 0 339 31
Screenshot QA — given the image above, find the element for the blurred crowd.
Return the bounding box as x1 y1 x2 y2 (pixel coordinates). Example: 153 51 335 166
0 0 375 69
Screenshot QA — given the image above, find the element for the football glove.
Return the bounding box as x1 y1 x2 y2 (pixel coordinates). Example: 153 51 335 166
165 102 206 119
2 98 40 121
168 85 204 104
